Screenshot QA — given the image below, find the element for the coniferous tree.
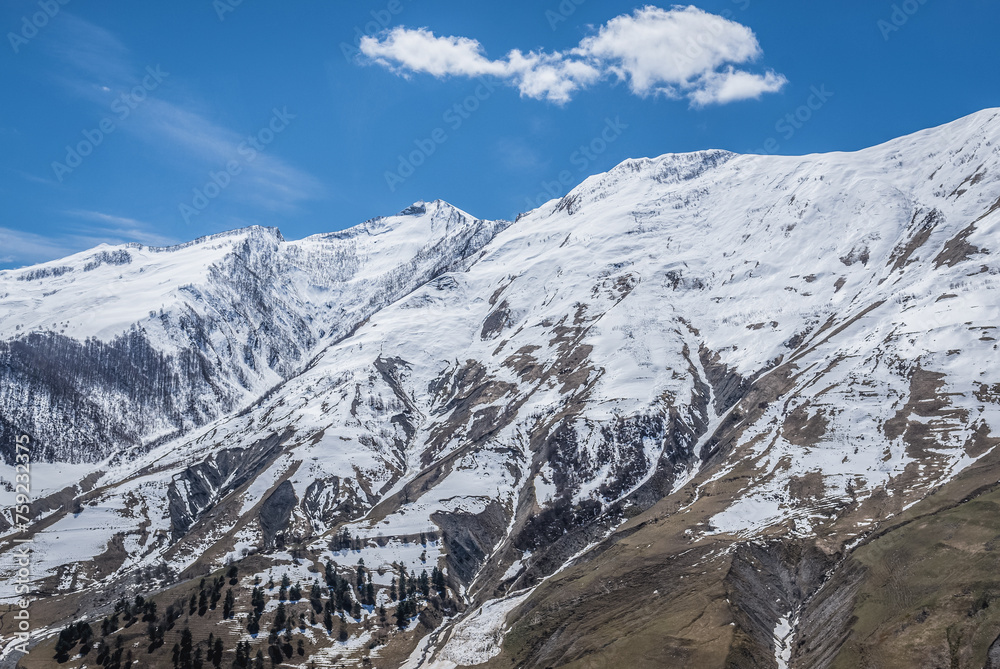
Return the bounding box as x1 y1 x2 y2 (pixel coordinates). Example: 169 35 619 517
310 581 324 612
227 564 239 585
234 641 251 668
147 620 158 649
78 622 94 656
211 637 223 668
54 630 74 663
432 566 447 597
273 601 287 632
250 586 265 616
96 639 109 665
223 588 235 619
210 581 222 609
179 628 193 669
419 570 430 598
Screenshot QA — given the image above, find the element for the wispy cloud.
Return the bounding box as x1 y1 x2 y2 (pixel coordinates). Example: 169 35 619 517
3 13 327 268
42 13 324 211
360 5 787 106
43 13 135 102
62 210 179 247
0 209 186 269
0 227 92 268
137 100 324 212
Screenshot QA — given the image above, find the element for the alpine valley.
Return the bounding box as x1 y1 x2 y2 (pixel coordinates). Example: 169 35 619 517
2 109 1000 669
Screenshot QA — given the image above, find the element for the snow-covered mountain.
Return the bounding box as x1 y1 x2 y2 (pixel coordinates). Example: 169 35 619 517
0 202 508 463
2 109 1000 669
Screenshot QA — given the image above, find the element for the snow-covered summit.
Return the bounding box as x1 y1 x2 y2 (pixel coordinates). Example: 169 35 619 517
0 202 510 462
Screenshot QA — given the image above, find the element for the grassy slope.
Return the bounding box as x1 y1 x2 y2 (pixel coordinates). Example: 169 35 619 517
826 449 1000 669
479 440 1000 669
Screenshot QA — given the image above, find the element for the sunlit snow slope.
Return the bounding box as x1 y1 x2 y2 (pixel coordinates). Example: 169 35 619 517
1 109 999 669
0 202 508 463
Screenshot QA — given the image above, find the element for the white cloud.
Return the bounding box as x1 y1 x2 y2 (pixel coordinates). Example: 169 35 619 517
360 27 506 78
360 28 600 103
359 5 786 106
504 50 602 103
688 67 788 107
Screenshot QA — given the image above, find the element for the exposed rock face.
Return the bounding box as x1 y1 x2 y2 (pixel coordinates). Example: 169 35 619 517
987 634 1000 669
167 430 292 540
259 481 298 548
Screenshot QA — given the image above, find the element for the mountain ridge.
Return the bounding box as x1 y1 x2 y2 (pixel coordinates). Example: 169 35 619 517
1 108 999 669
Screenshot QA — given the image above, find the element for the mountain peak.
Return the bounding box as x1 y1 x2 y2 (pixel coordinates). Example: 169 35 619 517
398 198 464 218
399 201 429 216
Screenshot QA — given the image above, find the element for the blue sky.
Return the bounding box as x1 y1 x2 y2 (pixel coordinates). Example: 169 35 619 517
0 0 997 268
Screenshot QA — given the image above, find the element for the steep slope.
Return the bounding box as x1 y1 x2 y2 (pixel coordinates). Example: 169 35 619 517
1 109 999 669
0 201 509 464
